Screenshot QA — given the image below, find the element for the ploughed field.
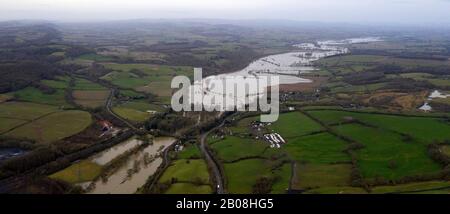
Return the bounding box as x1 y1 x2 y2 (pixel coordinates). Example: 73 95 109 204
209 110 450 194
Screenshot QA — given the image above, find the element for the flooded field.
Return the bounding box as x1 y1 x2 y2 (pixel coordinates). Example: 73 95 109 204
91 138 144 166
87 137 175 194
49 136 176 194
419 90 450 111
187 37 382 109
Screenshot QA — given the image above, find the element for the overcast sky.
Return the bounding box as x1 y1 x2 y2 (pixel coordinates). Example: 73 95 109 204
1 0 449 25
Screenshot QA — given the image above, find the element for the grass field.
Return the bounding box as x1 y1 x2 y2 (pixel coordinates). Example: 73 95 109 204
0 118 27 134
165 183 212 194
119 90 145 98
101 64 192 103
113 107 151 122
159 159 210 184
291 163 352 190
228 116 259 134
308 110 450 144
270 112 324 138
177 144 202 159
224 159 272 194
318 54 450 70
270 163 292 194
159 144 211 194
112 100 163 122
371 181 450 194
5 110 92 144
210 136 268 162
49 160 102 184
119 101 165 112
0 102 58 120
283 132 350 164
73 78 106 91
333 124 441 180
41 76 71 89
12 87 70 107
73 90 109 109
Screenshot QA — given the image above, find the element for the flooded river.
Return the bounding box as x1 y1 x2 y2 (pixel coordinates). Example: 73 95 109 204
186 37 382 109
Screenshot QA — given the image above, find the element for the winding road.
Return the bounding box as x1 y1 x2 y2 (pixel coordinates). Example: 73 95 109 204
105 88 138 131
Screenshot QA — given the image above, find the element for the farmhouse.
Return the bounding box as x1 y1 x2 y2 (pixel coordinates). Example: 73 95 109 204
99 120 113 132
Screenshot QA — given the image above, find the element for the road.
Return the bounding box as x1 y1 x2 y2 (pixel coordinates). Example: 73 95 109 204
105 88 138 131
199 120 227 194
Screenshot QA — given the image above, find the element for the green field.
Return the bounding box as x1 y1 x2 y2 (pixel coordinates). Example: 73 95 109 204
270 163 292 194
283 132 350 164
11 87 70 107
224 159 272 194
177 144 202 159
228 116 259 134
333 124 441 180
0 118 26 134
119 90 145 98
73 78 106 91
210 136 268 162
292 163 352 190
73 90 109 109
0 102 58 120
371 181 450 194
49 160 102 184
101 64 192 103
318 55 449 70
165 183 212 194
5 110 92 144
308 110 450 144
270 112 324 138
112 100 164 122
113 107 151 122
119 100 164 112
159 159 210 184
41 76 71 89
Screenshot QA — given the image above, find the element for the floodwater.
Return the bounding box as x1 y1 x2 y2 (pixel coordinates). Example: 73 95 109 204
87 137 176 194
419 102 432 111
185 37 382 109
429 90 450 99
0 148 26 161
419 90 450 111
91 138 144 165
